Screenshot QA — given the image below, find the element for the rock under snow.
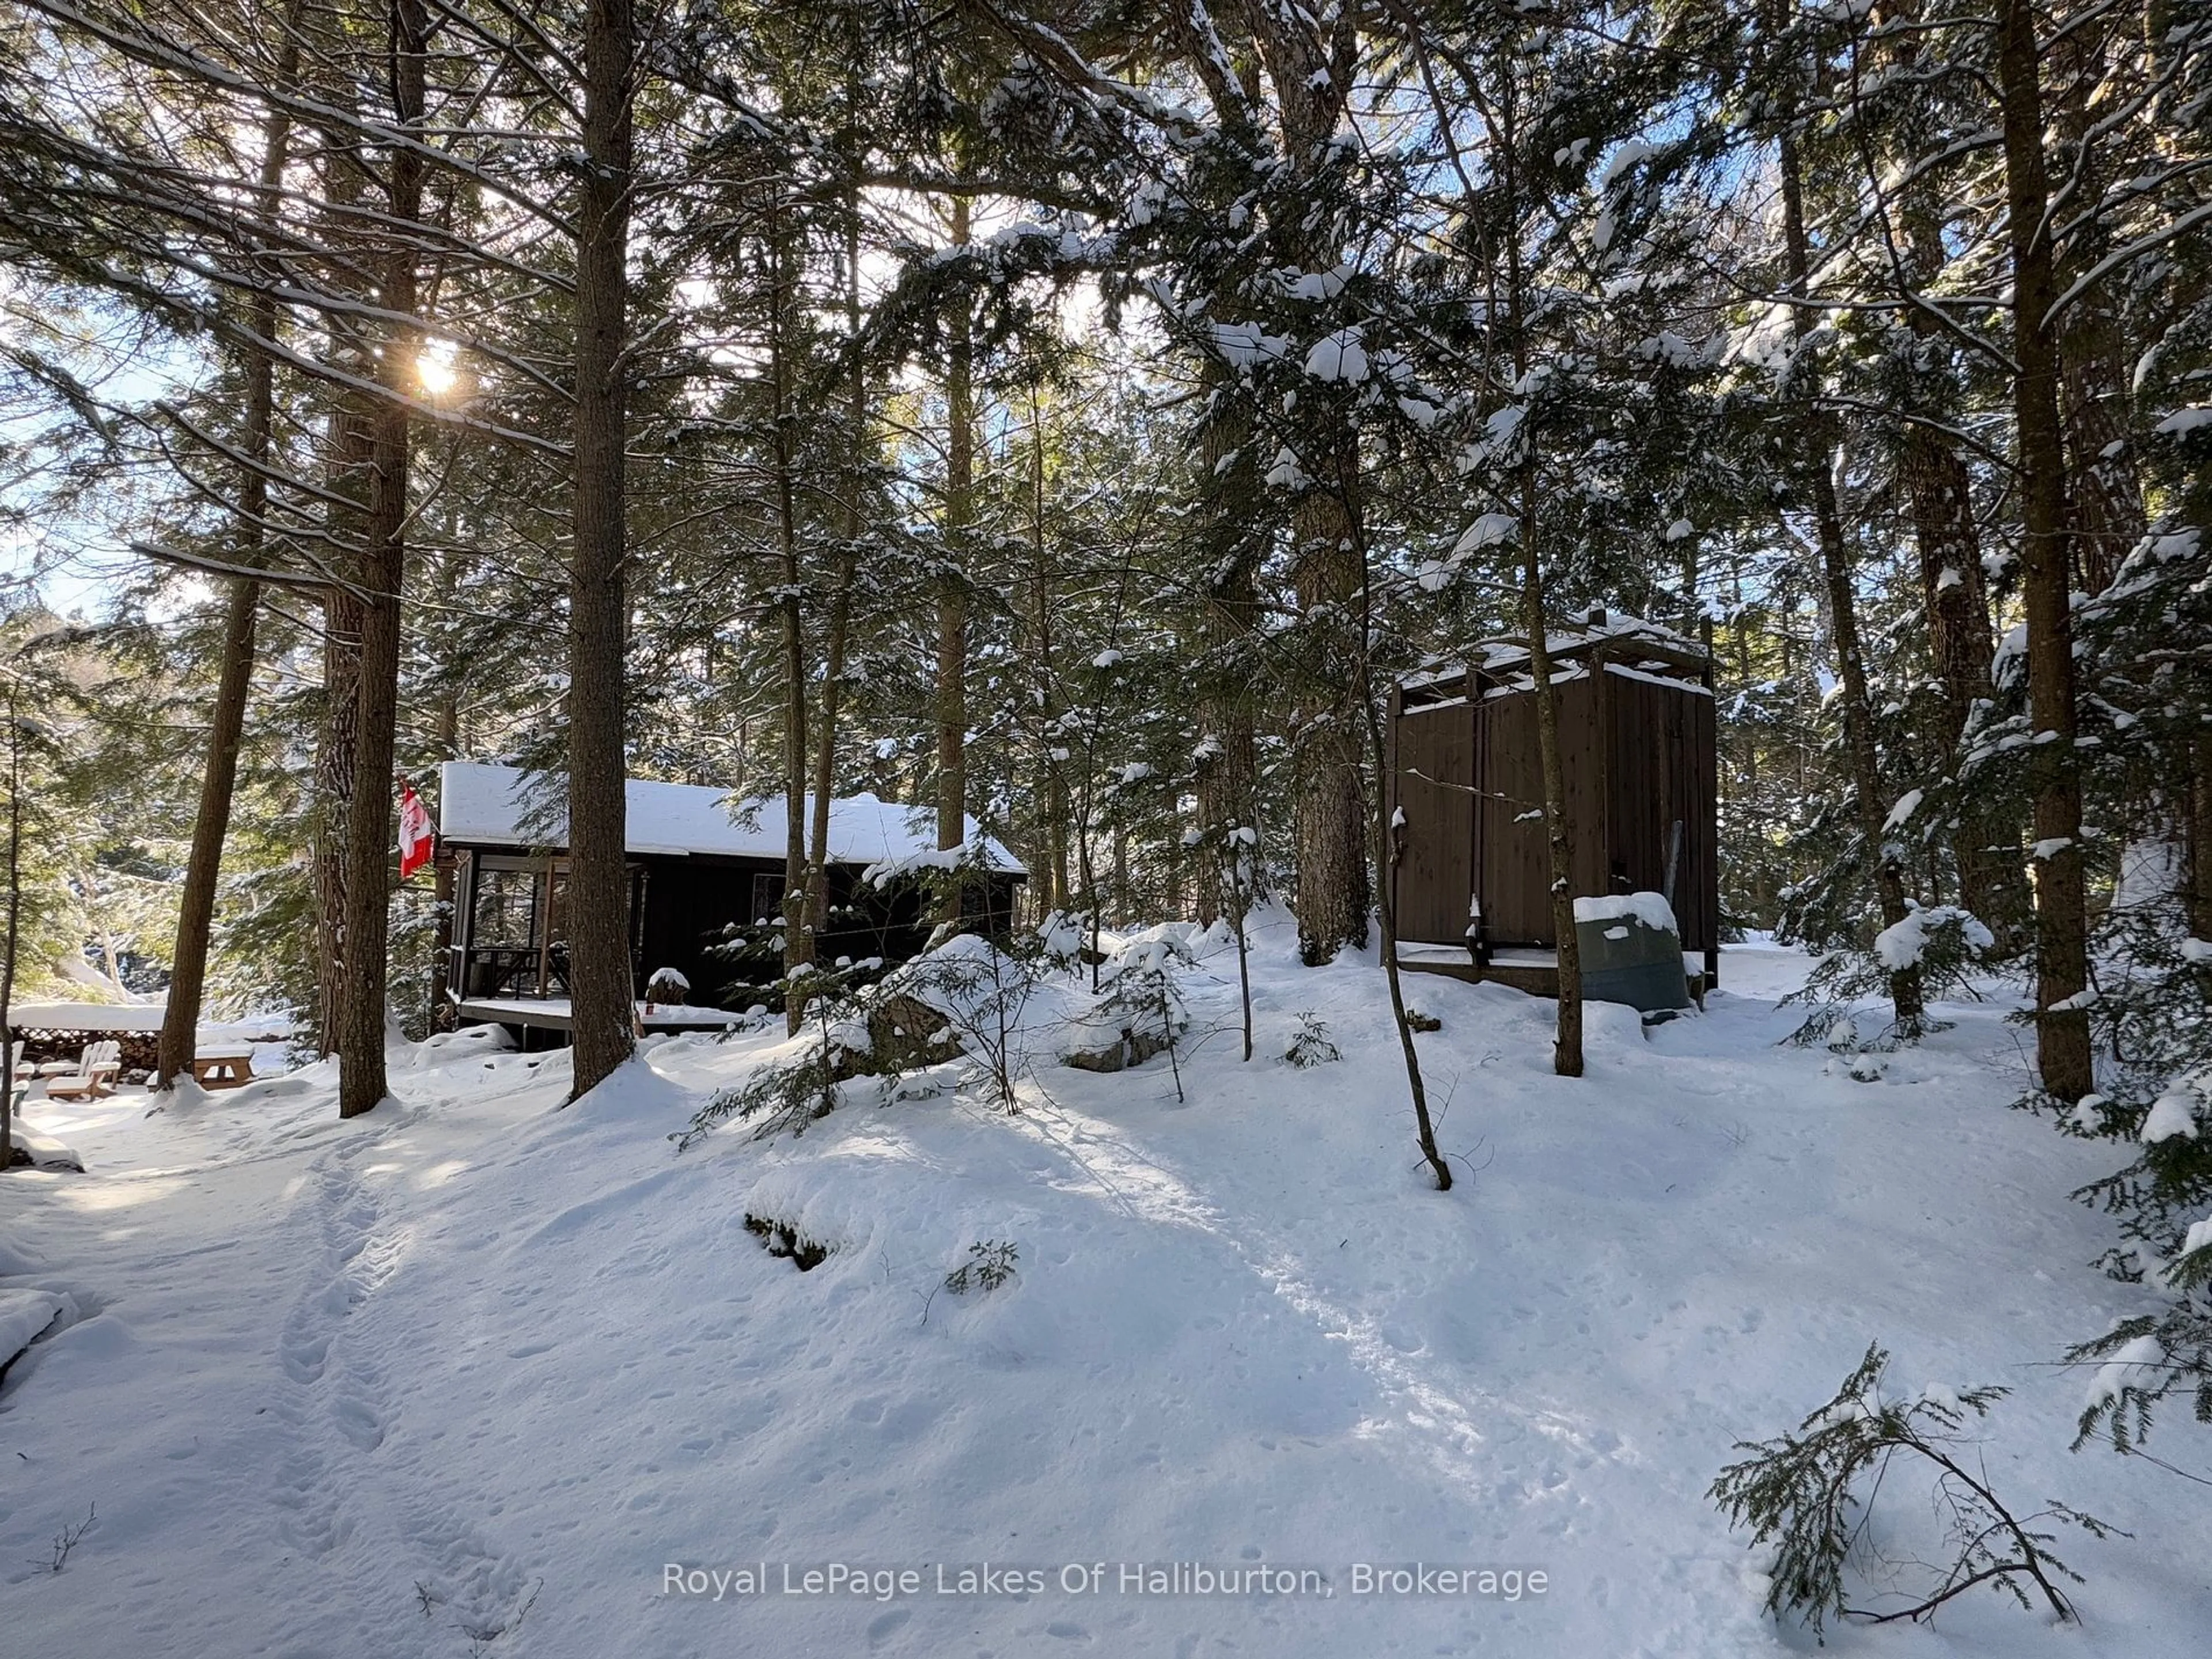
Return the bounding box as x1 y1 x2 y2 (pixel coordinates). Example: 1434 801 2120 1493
9 1120 86 1172
0 1287 69 1374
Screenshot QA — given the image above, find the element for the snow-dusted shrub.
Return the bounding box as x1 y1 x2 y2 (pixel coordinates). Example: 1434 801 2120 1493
1783 903 1993 1047
875 933 1041 1111
674 1047 840 1150
1711 1344 2110 1639
744 1212 831 1271
943 1240 1018 1296
1035 910 1086 974
676 957 890 1147
2002 519 2212 1457
2069 1063 2212 1453
1283 1011 1341 1069
2053 883 2212 1456
1063 935 1193 1089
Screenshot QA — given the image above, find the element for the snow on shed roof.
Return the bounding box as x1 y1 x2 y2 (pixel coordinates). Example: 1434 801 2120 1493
437 762 1025 873
1400 609 1706 695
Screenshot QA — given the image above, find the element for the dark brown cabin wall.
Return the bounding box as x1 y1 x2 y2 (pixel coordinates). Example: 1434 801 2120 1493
1561 676 1609 908
1597 668 1719 955
1474 692 1546 944
1607 675 1674 897
1392 701 1478 942
1473 676 1605 946
1691 685 1719 954
1395 636 1719 958
1456 665 1716 952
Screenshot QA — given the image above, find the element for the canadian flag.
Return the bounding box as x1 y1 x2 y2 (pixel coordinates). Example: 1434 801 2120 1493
397 781 435 880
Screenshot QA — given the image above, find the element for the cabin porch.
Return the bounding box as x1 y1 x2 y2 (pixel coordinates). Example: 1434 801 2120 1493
453 996 748 1051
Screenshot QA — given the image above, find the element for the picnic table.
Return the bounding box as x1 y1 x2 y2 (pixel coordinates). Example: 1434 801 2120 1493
190 1051 255 1089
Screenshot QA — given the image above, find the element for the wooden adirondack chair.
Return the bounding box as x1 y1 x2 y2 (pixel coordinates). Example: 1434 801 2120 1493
44 1040 122 1101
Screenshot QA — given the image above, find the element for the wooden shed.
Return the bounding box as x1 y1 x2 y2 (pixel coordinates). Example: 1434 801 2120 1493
1385 612 1719 995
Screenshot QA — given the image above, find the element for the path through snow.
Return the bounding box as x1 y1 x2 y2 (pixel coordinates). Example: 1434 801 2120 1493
2 933 2207 1656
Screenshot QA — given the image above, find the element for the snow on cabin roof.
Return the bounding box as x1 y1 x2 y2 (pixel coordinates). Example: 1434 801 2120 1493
1400 609 1705 695
436 762 1025 874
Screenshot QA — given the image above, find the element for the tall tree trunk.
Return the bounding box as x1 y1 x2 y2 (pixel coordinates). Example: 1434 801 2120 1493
2059 324 2146 599
1493 70 1582 1074
334 0 426 1119
805 563 851 933
426 687 459 1031
313 491 365 1058
935 196 972 918
1192 382 1259 929
158 576 260 1086
566 0 638 1100
1778 128 1926 1030
771 214 812 1036
2188 737 2212 948
1899 422 2025 938
2 684 22 1172
300 0 383 1062
157 22 300 1088
1250 7 1368 968
1521 480 1583 1077
806 178 866 938
1997 0 2094 1100
2050 12 2146 599
1290 463 1370 965
1868 3 2018 935
1022 380 1070 915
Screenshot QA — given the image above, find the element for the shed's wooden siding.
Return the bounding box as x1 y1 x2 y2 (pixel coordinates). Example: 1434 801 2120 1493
1391 645 1717 956
1471 675 1611 947
1391 697 1477 944
1601 666 1718 954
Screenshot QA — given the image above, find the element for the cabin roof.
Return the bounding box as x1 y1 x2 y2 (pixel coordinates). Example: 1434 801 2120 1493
1400 609 1707 701
437 761 1026 874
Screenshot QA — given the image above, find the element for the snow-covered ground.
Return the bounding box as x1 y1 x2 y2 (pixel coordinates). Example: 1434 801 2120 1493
2 918 2206 1656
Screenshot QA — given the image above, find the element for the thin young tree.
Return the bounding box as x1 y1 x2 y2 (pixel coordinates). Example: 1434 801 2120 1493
1772 88 1926 1036
155 6 303 1089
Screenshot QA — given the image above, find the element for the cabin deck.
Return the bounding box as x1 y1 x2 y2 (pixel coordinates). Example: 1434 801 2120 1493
1390 942 1711 1003
455 997 745 1050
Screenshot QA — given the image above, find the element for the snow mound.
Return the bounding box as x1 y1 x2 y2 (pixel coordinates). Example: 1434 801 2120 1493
404 1024 516 1069
9 1119 85 1171
1303 327 1368 382
2141 1091 2199 1144
0 1229 47 1276
1573 891 1677 935
0 1287 69 1370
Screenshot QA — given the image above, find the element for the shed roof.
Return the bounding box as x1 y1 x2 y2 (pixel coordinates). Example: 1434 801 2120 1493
1400 609 1707 701
437 762 1025 873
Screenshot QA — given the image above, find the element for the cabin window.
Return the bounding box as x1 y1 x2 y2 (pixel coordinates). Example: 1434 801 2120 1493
752 872 785 926
473 868 539 948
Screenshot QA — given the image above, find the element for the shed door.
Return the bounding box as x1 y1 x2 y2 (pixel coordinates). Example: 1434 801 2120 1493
1392 702 1476 944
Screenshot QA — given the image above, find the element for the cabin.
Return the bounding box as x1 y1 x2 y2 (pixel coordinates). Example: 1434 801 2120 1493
1384 612 1719 999
438 761 1024 1043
